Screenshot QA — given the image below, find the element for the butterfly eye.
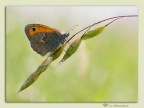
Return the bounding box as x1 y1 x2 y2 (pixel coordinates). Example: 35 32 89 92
32 27 36 31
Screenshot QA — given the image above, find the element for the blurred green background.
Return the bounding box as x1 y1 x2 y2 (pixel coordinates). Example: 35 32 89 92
6 6 137 102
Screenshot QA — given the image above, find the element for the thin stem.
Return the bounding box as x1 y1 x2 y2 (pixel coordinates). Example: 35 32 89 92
66 15 137 43
49 15 137 59
81 26 92 38
105 17 123 27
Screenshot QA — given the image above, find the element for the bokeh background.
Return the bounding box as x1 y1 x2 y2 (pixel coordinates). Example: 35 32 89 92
6 6 137 102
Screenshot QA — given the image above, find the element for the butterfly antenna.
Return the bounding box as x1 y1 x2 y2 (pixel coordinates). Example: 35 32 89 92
66 25 79 33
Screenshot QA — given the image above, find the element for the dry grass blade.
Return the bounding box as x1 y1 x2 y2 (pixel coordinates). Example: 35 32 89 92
52 45 66 61
18 45 66 92
60 38 82 63
18 56 53 92
81 26 105 40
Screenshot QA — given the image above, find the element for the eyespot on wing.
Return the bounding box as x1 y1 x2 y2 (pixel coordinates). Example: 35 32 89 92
25 24 61 38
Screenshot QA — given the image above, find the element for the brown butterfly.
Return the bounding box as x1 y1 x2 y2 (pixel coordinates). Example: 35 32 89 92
25 24 69 56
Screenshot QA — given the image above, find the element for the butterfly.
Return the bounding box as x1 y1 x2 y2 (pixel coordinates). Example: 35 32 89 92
25 24 69 56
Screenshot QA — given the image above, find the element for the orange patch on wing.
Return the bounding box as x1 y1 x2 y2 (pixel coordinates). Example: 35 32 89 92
29 25 58 37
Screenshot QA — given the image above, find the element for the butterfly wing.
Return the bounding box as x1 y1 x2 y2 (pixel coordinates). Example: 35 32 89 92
30 32 63 56
25 24 67 56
